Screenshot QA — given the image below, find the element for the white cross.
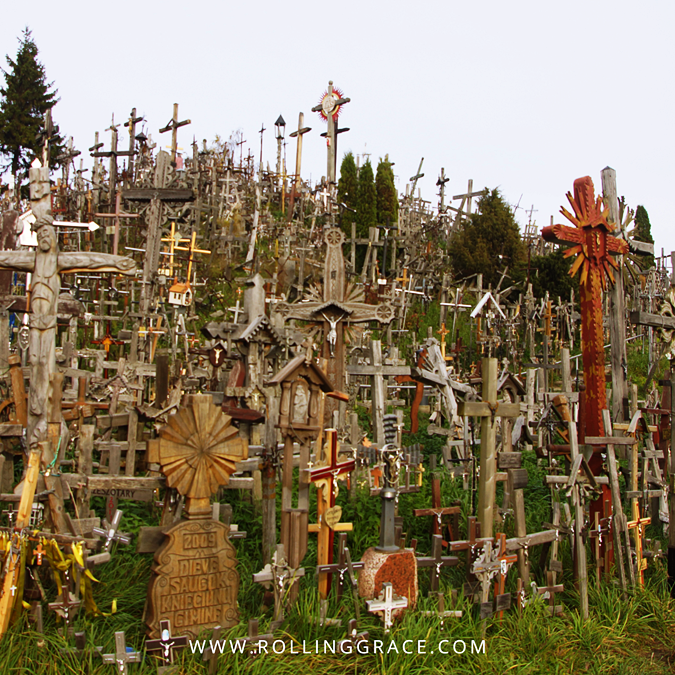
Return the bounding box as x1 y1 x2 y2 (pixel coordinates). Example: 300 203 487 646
366 582 408 632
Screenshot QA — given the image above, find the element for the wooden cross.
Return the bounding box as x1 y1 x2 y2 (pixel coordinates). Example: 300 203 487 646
99 631 142 674
94 191 138 255
241 619 275 658
145 619 189 666
457 358 520 538
471 533 517 620
437 168 450 214
48 583 81 631
421 591 463 624
626 511 651 585
437 323 451 361
315 532 365 599
416 534 459 593
90 117 135 204
589 507 612 585
338 619 369 655
413 472 461 545
542 176 627 442
34 541 45 566
0 162 136 446
91 509 131 560
201 625 222 675
159 103 191 165
366 582 408 632
122 107 143 184
451 179 488 221
308 429 355 598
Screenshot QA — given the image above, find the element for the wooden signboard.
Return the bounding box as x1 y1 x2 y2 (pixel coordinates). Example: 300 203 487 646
146 519 239 639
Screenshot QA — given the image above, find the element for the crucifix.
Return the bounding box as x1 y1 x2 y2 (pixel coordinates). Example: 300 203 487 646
315 532 365 600
457 358 520 538
48 578 82 633
278 228 394 424
145 619 189 669
308 428 356 599
159 103 191 166
90 509 131 564
0 161 137 446
99 631 142 675
416 534 459 593
471 533 517 620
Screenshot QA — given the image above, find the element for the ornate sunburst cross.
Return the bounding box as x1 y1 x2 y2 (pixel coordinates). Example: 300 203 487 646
542 176 628 438
155 394 248 519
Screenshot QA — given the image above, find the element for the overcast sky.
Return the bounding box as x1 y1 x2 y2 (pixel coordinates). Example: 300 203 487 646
2 1 673 255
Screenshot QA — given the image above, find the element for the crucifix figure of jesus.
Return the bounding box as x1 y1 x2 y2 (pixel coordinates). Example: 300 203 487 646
0 162 136 445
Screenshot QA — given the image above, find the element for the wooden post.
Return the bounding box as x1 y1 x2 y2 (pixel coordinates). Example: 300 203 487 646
9 354 27 427
568 420 589 619
75 425 94 518
513 486 529 584
602 167 628 422
0 447 41 637
478 357 498 539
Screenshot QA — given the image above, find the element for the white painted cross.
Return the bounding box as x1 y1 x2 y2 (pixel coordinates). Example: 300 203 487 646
366 582 408 632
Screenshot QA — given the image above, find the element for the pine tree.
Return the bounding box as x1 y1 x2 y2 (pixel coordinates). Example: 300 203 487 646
356 158 376 240
375 155 397 226
0 28 61 184
634 205 655 270
447 188 526 288
337 151 358 237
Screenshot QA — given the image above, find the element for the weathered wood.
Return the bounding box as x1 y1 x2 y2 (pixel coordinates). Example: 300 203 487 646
513 489 529 584
569 421 588 619
0 447 41 637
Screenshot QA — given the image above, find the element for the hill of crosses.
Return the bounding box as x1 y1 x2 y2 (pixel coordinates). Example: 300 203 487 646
0 83 673 671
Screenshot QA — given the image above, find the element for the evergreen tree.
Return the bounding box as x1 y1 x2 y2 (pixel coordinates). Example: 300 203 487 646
356 158 376 239
375 155 397 226
529 248 579 300
634 205 655 270
337 151 358 237
447 188 526 288
0 28 61 184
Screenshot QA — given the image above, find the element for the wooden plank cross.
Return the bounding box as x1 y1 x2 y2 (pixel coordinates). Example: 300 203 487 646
145 619 189 667
99 631 142 674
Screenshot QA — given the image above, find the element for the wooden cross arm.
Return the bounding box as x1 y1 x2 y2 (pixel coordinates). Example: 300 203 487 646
413 507 461 518
541 224 584 246
308 522 353 533
457 401 520 418
416 555 459 568
59 252 137 275
316 560 365 574
630 310 675 331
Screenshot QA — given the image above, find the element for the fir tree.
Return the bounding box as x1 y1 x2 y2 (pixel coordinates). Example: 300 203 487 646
356 158 377 240
634 205 655 270
337 151 358 237
375 155 397 226
0 28 61 184
447 188 526 288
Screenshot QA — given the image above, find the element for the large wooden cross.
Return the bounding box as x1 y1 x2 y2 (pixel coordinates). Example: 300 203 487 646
278 228 394 422
541 176 628 440
457 358 520 538
0 162 137 445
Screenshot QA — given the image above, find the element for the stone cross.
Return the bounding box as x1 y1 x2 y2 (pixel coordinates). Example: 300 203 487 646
366 582 408 632
0 162 136 445
100 631 142 675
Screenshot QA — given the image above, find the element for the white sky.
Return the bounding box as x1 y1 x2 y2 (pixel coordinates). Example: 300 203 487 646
2 1 673 255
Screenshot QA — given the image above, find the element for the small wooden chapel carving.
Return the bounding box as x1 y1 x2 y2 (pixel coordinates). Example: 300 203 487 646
145 394 248 638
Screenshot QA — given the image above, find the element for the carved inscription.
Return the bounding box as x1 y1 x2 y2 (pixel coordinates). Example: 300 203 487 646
146 519 239 638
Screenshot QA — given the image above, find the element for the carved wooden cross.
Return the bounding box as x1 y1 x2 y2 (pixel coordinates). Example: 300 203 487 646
0 162 136 445
542 176 628 441
145 619 189 666
100 631 142 674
